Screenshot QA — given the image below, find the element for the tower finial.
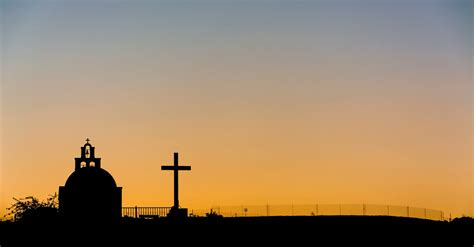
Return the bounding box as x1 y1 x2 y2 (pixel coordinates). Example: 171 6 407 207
86 138 90 144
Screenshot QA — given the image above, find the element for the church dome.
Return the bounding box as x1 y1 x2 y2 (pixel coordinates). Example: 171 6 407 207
65 167 117 189
59 140 122 222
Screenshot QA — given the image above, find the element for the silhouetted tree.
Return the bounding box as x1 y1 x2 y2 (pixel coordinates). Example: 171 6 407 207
6 193 58 222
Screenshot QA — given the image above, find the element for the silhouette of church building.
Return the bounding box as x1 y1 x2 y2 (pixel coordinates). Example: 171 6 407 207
59 140 122 222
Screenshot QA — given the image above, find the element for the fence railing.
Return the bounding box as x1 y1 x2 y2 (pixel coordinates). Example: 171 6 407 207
122 206 171 218
189 204 445 221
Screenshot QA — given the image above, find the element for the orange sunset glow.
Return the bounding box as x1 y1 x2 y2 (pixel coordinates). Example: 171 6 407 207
0 0 472 220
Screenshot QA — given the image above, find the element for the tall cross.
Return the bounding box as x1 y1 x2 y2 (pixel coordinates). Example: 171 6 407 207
161 152 191 209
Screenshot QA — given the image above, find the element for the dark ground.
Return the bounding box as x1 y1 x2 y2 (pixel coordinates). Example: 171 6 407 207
0 216 472 247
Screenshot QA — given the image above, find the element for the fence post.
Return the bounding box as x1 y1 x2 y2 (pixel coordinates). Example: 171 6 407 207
135 206 138 218
316 204 319 216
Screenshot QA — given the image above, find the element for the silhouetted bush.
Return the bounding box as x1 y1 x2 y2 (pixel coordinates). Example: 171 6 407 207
451 216 474 226
6 193 58 223
206 209 223 219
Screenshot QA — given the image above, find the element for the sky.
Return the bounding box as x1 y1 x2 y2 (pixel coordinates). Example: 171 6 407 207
0 0 472 218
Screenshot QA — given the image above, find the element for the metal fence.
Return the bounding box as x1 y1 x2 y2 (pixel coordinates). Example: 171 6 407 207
189 204 445 221
122 206 171 218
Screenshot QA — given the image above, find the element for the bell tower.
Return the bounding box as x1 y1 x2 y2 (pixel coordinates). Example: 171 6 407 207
75 138 101 170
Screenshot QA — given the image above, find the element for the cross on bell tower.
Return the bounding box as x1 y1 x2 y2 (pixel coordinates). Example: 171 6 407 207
75 138 101 170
